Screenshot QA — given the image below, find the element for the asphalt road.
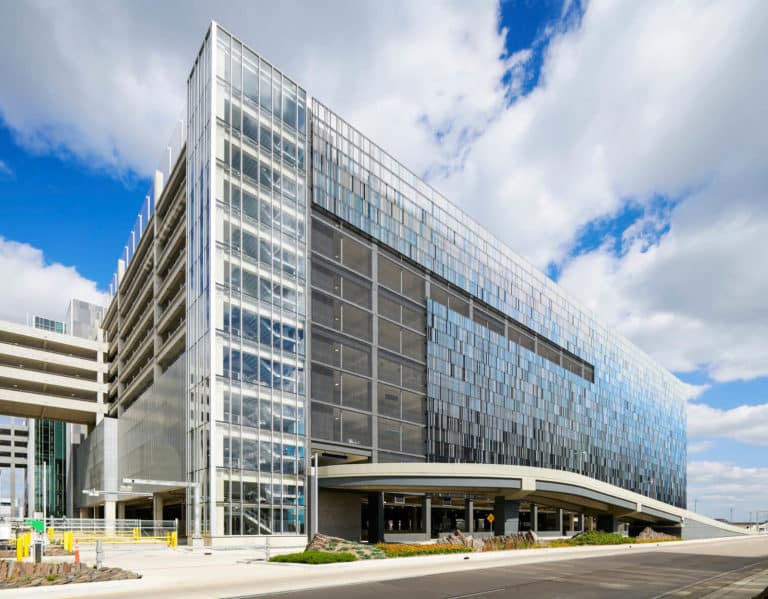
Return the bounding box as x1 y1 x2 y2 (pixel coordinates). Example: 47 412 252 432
253 542 768 599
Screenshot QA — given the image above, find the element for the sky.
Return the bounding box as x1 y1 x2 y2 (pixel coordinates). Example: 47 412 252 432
0 0 766 522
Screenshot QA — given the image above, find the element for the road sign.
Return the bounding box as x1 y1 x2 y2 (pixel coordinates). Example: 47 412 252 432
487 513 495 524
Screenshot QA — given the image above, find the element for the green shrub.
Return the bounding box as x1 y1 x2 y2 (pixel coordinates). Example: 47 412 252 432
547 530 635 547
269 550 357 564
570 530 633 545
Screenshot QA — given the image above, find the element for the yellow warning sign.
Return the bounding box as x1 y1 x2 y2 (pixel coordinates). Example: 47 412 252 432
487 513 495 523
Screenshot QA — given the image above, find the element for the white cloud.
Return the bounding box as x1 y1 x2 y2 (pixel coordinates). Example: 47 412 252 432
681 382 710 401
687 440 715 454
0 1 508 179
688 402 768 447
557 170 768 381
0 160 12 179
0 238 106 324
436 0 768 268
688 461 768 521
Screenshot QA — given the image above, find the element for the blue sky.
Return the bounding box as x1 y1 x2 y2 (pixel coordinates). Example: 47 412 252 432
0 0 766 521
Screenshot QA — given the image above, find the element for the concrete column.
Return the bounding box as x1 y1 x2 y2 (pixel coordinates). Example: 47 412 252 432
153 494 164 521
9 467 16 518
104 500 116 534
493 497 520 536
79 507 89 518
464 498 474 534
367 492 385 543
422 496 431 538
153 494 164 536
117 502 126 520
533 504 539 533
559 508 564 536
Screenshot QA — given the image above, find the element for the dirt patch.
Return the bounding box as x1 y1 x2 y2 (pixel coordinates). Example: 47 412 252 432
0 559 140 589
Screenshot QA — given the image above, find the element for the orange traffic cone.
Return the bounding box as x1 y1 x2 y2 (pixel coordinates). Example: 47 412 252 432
74 538 80 564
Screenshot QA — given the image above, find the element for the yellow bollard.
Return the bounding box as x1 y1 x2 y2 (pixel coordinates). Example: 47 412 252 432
133 527 139 541
23 532 31 558
171 531 177 549
65 531 72 552
47 527 54 543
16 537 22 562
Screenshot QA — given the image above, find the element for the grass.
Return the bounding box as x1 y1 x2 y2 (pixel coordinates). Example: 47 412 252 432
45 574 59 582
269 550 357 564
483 535 537 551
548 530 633 547
377 543 470 557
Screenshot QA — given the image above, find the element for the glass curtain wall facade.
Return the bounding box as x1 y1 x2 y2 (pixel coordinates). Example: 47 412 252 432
309 100 686 507
188 24 308 536
34 419 66 517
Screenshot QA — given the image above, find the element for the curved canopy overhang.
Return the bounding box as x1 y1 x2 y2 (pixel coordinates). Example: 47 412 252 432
318 463 745 534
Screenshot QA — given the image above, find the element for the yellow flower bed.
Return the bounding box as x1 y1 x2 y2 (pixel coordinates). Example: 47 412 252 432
377 543 469 557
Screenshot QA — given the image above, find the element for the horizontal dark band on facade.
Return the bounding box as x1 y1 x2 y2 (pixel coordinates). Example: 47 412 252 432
311 204 595 384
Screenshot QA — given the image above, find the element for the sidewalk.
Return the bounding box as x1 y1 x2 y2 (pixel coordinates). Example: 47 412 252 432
1 535 765 598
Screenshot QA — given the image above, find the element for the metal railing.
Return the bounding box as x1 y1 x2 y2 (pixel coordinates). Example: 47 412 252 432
0 518 179 548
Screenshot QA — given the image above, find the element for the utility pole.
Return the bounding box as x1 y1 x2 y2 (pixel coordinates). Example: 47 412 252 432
729 507 733 523
694 498 698 513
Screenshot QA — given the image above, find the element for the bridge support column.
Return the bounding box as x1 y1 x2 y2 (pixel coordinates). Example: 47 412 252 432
493 497 520 536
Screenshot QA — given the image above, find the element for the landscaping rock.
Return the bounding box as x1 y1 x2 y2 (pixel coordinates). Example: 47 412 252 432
636 527 677 541
437 529 537 552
